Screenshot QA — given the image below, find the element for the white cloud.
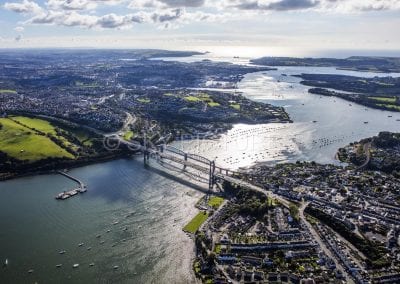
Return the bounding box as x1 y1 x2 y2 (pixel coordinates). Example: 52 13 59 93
3 0 400 32
4 0 43 14
46 0 98 11
14 26 25 32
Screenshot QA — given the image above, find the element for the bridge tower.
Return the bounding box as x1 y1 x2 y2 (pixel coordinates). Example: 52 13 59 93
208 160 215 191
143 141 150 164
183 153 188 169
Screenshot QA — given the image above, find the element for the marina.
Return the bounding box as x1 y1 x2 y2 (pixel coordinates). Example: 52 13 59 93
55 171 87 200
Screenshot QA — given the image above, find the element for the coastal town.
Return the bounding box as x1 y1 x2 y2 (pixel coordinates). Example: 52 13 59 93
189 140 400 284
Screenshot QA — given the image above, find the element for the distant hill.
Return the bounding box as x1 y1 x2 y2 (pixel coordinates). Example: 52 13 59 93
251 56 400 73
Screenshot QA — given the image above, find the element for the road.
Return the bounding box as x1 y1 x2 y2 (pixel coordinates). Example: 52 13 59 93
356 142 371 171
104 112 136 138
298 202 355 283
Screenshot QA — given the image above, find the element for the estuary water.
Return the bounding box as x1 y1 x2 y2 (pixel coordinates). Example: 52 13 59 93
1 59 400 283
0 160 201 284
177 66 400 168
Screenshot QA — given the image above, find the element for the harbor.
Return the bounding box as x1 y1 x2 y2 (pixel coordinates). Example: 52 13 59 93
55 171 87 200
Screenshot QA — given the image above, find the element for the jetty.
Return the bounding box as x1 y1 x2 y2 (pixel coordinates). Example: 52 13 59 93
55 171 87 200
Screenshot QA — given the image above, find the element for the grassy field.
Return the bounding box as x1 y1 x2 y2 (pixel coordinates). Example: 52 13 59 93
377 103 400 111
12 116 57 135
183 211 209 233
214 244 222 254
123 130 134 141
208 196 224 209
184 94 220 107
184 96 202 102
230 103 241 110
369 96 397 103
207 102 220 107
0 89 17 94
137 98 151 103
0 118 74 161
11 116 78 149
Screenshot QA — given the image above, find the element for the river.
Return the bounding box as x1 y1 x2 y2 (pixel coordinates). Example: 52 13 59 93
1 58 400 283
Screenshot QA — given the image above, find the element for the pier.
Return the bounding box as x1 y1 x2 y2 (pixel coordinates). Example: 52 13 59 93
55 171 87 200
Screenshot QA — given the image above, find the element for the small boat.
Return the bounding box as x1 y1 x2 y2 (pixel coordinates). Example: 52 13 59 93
388 115 392 117
4 259 8 267
113 221 119 225
89 263 95 267
56 264 62 268
87 247 92 251
59 250 66 255
312 120 318 123
78 243 84 247
100 240 105 244
113 265 119 270
73 264 79 268
364 121 369 124
28 269 34 274
107 229 111 233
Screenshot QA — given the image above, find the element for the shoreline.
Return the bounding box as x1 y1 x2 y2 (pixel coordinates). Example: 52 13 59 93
0 151 138 182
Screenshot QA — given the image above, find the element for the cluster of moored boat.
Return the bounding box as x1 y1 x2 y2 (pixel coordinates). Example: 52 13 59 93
55 187 87 200
3 220 130 274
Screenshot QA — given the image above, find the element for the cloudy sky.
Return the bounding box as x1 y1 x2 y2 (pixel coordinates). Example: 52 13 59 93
1 0 400 56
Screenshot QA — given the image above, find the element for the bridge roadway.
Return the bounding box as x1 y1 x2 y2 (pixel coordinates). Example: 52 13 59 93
147 148 287 204
154 151 210 174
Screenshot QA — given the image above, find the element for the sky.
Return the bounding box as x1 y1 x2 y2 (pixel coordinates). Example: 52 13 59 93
1 0 400 57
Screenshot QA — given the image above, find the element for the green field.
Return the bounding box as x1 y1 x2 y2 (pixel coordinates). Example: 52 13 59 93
0 89 17 94
123 130 135 141
184 96 202 102
137 98 151 103
183 211 209 233
11 116 77 149
377 104 400 111
0 118 74 161
184 94 220 107
208 196 224 209
230 103 241 110
369 96 396 103
207 102 220 107
12 116 57 135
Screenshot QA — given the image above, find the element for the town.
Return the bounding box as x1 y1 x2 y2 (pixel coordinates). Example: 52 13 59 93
190 149 400 283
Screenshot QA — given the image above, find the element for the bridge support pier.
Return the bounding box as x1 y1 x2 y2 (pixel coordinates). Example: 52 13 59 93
209 161 215 191
143 143 150 164
183 153 188 169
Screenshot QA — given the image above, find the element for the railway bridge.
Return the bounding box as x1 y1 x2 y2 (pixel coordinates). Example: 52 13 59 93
143 144 250 190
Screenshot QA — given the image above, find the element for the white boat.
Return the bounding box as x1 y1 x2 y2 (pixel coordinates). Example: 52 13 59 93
56 264 62 268
73 264 79 268
4 259 8 267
